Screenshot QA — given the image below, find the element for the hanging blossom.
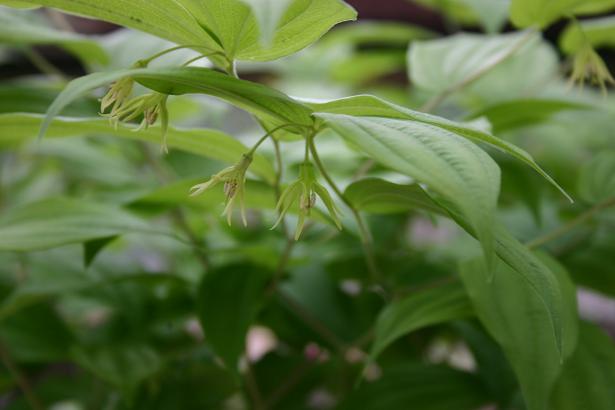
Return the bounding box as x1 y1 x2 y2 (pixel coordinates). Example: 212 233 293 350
272 163 342 240
99 61 170 152
190 153 254 226
569 43 615 94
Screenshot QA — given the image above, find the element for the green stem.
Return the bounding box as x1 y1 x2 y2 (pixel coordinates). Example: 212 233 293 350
308 135 383 286
526 197 615 249
247 124 313 156
0 342 43 410
23 47 67 81
139 45 224 66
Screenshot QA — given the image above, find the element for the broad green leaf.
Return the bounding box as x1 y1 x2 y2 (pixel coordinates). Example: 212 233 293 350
0 197 153 251
460 252 578 410
469 98 590 134
0 11 107 64
71 345 161 393
414 0 509 33
38 67 313 142
0 303 74 362
509 0 615 28
83 236 117 267
338 364 489 410
133 67 313 126
550 322 615 410
577 151 615 204
408 32 559 105
180 0 356 61
0 0 217 50
320 20 435 48
316 113 501 268
0 1 39 7
309 95 570 201
560 16 615 54
197 264 271 373
0 85 98 115
0 113 276 183
370 282 473 361
239 0 293 45
344 177 445 214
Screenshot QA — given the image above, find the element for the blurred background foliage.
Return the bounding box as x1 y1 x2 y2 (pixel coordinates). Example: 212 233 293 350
0 0 614 409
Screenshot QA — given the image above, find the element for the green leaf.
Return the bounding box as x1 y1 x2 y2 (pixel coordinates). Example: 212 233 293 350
338 364 489 410
320 20 435 48
0 113 276 183
0 11 107 64
509 0 614 28
468 98 590 134
71 344 161 393
344 177 445 214
180 0 356 61
0 0 217 50
83 236 117 267
408 32 559 105
37 67 312 142
560 16 615 54
197 264 271 373
550 322 615 410
460 252 579 410
309 95 570 201
316 113 501 269
0 303 74 362
0 197 152 251
577 151 615 204
414 0 509 33
370 282 473 361
133 67 314 126
239 0 293 45
0 85 98 116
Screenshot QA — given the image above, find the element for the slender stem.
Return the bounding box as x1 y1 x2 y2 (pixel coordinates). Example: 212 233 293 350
0 343 43 410
139 143 210 270
262 360 313 410
276 289 347 354
181 52 222 67
308 136 383 286
244 361 264 410
139 45 224 66
420 28 538 113
526 197 615 249
23 48 67 81
272 138 290 239
247 124 313 156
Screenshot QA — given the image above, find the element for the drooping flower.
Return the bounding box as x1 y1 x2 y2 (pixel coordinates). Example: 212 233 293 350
190 153 254 226
100 75 135 115
569 44 615 94
102 92 170 152
272 163 342 240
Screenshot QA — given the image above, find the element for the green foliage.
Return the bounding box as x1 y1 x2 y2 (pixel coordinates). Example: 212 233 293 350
0 0 614 409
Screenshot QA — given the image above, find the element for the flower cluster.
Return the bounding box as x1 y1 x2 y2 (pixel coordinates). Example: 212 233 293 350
190 153 254 226
272 163 341 240
569 44 615 94
99 66 170 152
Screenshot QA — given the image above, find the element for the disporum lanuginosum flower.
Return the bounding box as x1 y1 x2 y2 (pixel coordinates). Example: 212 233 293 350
569 43 615 94
189 153 254 226
272 163 342 240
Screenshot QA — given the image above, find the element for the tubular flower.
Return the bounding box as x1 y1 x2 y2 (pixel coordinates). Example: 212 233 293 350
100 75 135 115
189 154 254 226
272 163 342 240
569 44 615 94
103 92 170 152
